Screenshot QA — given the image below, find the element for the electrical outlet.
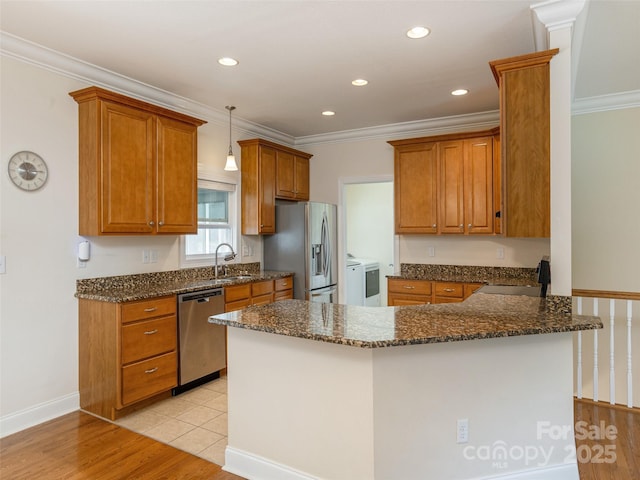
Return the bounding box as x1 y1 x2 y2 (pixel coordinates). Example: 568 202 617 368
0 255 5 274
77 258 87 269
457 418 469 444
496 247 505 259
142 249 150 264
428 246 435 257
150 249 158 263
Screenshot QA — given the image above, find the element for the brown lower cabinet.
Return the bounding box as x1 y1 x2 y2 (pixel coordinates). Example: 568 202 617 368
224 275 294 312
387 278 482 306
78 295 178 421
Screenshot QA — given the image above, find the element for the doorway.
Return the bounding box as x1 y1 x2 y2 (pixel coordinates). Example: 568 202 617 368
342 179 394 306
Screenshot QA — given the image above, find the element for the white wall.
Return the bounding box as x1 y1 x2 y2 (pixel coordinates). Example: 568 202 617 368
572 107 640 292
0 56 259 435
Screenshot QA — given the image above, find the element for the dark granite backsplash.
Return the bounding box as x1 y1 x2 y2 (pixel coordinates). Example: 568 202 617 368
76 262 261 294
398 263 538 284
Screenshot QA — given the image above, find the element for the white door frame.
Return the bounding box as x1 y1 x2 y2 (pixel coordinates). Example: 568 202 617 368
338 174 397 305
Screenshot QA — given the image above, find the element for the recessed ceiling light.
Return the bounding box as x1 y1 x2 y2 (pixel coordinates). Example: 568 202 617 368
218 57 238 66
322 111 336 116
406 26 430 39
451 89 469 96
352 79 368 87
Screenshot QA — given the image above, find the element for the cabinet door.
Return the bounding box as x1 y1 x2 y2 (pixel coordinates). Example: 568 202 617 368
464 137 494 234
258 146 277 234
439 140 465 234
294 156 310 200
156 116 198 234
276 150 295 198
394 143 438 233
100 101 155 233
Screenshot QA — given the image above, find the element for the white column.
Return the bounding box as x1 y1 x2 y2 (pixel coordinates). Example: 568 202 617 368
531 0 587 296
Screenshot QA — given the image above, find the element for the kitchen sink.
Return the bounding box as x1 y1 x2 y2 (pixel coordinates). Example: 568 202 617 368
476 285 542 297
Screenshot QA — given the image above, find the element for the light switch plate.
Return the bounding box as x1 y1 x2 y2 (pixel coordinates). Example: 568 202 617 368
0 255 6 274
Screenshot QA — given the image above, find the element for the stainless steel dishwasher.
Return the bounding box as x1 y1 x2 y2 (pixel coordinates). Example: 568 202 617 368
174 288 226 395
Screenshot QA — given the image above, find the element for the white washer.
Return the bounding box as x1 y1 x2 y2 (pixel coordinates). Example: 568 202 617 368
349 258 380 307
346 260 364 306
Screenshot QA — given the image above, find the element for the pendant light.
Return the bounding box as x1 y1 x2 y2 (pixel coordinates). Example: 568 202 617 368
224 105 238 171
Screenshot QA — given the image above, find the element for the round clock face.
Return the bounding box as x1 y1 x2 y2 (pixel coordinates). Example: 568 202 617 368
8 151 49 191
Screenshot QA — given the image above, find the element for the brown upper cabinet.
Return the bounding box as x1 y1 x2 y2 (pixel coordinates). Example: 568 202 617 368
238 139 312 235
276 150 310 200
70 87 205 236
389 128 500 235
489 49 558 238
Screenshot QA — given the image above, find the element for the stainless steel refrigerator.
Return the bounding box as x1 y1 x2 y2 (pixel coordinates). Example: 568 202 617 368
264 202 338 303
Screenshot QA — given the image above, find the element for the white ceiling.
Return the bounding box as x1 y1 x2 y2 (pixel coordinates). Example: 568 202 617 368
1 0 638 139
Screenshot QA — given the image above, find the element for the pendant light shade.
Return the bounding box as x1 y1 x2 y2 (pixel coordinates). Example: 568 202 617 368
224 105 238 171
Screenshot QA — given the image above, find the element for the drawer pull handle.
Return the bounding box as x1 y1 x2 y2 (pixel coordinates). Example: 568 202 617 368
403 286 415 289
444 288 455 292
143 329 158 335
145 367 159 374
143 307 157 312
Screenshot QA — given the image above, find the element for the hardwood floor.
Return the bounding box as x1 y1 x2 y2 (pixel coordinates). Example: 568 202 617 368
574 399 640 480
1 402 637 479
0 411 244 480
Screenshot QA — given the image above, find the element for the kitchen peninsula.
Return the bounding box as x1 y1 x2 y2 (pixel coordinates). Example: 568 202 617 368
210 294 601 480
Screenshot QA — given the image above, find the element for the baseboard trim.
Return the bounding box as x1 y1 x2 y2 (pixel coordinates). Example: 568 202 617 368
472 463 579 480
223 446 319 480
0 392 79 438
223 445 577 480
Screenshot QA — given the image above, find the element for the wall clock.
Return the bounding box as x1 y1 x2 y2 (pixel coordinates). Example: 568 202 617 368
8 151 49 191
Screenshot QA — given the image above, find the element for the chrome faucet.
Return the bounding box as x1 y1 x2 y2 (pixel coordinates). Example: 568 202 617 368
214 242 237 279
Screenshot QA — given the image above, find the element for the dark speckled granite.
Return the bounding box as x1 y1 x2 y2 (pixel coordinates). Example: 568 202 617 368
210 295 602 349
391 263 539 286
75 263 293 302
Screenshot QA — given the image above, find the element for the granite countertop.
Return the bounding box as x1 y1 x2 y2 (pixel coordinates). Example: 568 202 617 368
75 270 293 302
210 294 602 349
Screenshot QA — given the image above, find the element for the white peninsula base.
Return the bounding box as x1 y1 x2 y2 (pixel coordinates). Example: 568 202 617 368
222 327 579 480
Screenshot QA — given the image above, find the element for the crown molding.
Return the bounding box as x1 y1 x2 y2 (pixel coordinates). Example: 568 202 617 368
572 90 640 115
294 111 500 146
0 32 295 146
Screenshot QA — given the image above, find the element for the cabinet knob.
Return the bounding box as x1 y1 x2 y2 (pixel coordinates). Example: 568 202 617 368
432 224 437 228
444 288 455 292
143 307 157 312
143 329 158 335
260 224 264 228
144 367 159 374
158 221 164 226
459 224 463 229
468 223 472 228
149 221 155 226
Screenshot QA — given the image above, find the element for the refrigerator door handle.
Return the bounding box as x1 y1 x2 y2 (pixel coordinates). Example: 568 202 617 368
321 212 331 277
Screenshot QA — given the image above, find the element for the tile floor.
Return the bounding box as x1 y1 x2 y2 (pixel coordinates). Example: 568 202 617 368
114 376 228 466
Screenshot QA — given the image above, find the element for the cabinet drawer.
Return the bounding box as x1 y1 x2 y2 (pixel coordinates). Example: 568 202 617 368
274 289 293 301
252 293 274 305
275 277 293 291
225 284 251 303
121 351 177 406
434 296 464 304
121 316 176 365
120 296 176 324
388 293 431 306
388 278 432 295
225 298 251 312
434 282 464 298
252 280 274 297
